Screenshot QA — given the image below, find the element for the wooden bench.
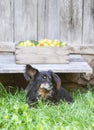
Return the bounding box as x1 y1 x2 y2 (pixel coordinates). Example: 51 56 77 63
0 42 92 74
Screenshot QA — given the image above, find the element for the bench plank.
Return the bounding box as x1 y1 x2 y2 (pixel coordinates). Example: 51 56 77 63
0 54 92 74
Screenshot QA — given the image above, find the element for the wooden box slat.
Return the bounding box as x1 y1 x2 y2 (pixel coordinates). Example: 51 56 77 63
15 46 70 64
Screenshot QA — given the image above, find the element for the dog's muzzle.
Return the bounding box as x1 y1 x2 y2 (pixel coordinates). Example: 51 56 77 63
40 83 53 91
37 83 54 99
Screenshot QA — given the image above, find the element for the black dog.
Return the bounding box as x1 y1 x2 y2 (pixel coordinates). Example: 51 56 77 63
24 65 73 106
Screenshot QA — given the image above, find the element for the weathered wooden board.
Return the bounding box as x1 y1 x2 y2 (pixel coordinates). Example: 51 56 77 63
0 0 93 45
59 0 71 42
59 0 83 44
34 0 83 43
0 54 92 74
1 42 94 55
71 0 83 44
68 44 94 54
0 42 15 52
0 0 13 42
44 0 60 40
81 46 94 54
15 46 70 64
14 0 37 42
37 0 45 40
83 0 94 44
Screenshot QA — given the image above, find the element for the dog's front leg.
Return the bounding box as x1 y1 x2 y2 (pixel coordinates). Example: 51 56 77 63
26 88 38 107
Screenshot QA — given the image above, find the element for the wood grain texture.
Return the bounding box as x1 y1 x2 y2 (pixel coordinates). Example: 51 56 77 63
83 0 94 44
81 46 94 54
68 44 94 54
0 0 93 45
71 0 83 44
0 54 92 73
15 46 70 64
45 0 60 40
59 0 83 44
0 0 13 42
0 42 94 54
0 42 15 52
59 0 71 43
14 0 37 42
37 0 45 40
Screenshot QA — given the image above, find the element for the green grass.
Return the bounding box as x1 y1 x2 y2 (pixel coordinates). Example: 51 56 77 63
0 83 94 130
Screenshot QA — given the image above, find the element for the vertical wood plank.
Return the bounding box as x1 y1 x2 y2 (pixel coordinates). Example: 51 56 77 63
14 0 37 42
0 0 13 42
83 0 94 44
45 0 60 40
71 0 83 44
60 0 83 44
37 0 46 40
59 0 71 43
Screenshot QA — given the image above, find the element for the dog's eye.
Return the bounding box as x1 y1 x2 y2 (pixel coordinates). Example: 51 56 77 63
42 75 47 79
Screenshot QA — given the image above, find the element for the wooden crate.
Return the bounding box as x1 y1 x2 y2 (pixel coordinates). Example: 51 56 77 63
15 45 70 64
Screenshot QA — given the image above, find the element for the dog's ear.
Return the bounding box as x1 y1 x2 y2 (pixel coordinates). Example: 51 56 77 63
48 70 61 90
24 65 39 81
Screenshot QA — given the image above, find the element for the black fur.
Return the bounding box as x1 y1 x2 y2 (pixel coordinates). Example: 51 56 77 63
24 65 73 106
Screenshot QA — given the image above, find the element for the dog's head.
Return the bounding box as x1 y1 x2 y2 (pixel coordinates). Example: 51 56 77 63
24 65 61 99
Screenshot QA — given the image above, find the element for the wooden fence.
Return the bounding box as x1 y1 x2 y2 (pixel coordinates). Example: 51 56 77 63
0 0 94 44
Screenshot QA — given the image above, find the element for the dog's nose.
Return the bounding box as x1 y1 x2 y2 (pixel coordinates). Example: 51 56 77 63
44 83 53 90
